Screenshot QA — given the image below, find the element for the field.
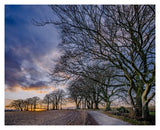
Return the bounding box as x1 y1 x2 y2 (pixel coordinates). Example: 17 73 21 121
5 108 155 125
5 110 88 125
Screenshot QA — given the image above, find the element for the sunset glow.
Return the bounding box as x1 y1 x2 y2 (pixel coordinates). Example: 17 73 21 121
5 5 63 103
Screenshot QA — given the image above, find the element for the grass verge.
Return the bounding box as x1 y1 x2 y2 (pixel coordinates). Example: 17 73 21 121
101 111 155 125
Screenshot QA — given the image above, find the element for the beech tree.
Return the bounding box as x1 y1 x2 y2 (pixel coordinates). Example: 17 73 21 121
34 5 155 119
28 97 34 111
90 64 128 111
49 89 65 110
10 99 24 111
44 5 155 119
68 79 84 109
32 96 40 111
25 98 30 111
43 94 51 110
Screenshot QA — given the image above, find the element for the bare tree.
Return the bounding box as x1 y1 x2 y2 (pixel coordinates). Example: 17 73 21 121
28 98 34 111
33 5 155 119
10 99 25 111
32 96 40 111
49 92 56 110
43 94 51 110
68 79 84 109
90 64 128 111
24 98 31 111
49 89 65 110
41 5 155 120
68 76 101 109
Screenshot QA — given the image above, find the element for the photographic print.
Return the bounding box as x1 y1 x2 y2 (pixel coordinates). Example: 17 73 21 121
5 4 155 125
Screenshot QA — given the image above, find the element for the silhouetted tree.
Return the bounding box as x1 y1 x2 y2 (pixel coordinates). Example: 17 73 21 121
43 94 51 110
25 98 30 111
68 79 84 109
10 99 25 111
49 89 65 110
34 5 155 120
28 98 34 111
43 5 155 120
32 96 40 111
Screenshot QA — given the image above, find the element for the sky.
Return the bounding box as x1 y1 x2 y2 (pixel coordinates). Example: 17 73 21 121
5 5 63 102
4 3 158 105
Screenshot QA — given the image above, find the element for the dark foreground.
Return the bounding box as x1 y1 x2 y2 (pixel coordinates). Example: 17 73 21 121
5 110 88 125
5 109 101 125
5 109 132 125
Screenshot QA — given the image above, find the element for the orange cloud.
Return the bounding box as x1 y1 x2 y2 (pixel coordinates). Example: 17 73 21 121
5 85 57 94
5 84 22 92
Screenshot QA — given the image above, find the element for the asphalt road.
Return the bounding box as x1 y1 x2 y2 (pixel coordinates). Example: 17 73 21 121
87 111 131 125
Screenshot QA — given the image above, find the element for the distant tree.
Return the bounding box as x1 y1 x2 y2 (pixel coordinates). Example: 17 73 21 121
68 80 83 109
10 99 24 111
28 98 34 111
49 89 65 110
10 100 19 111
49 92 56 110
25 98 30 111
43 94 51 110
32 96 40 111
90 63 128 111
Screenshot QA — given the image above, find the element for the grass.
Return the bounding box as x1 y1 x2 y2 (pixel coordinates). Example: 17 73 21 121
149 111 155 116
101 110 155 125
101 111 142 125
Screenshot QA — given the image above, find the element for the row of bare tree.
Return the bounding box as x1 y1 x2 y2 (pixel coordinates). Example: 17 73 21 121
10 96 40 111
43 89 65 110
10 89 65 111
36 5 155 120
67 64 128 110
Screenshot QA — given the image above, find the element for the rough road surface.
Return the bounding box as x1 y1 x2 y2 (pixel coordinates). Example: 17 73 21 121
87 111 131 125
5 110 86 125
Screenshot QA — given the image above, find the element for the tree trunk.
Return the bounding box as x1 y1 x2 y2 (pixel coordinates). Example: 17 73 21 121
141 84 154 120
130 95 142 118
142 102 149 120
52 103 55 110
31 104 33 111
84 99 87 109
105 102 111 111
76 103 80 109
56 103 58 110
47 98 49 110
27 104 28 111
47 102 49 110
94 102 99 109
60 97 62 110
142 90 149 120
128 85 143 117
90 101 93 109
135 92 142 117
87 101 90 109
34 102 36 111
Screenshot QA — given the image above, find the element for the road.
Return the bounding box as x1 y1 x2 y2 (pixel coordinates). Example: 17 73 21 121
87 111 131 125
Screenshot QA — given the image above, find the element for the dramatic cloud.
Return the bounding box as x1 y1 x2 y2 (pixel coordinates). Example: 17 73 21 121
5 83 57 94
5 5 61 93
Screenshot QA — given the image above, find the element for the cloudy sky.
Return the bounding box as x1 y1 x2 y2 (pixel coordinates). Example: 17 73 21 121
5 5 62 101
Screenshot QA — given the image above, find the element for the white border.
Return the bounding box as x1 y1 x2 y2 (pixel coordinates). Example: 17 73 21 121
1 1 159 130
3 0 158 5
